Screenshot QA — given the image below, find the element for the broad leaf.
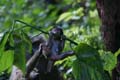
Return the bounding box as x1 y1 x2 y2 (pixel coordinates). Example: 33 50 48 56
0 50 14 73
13 31 26 74
0 32 11 57
73 43 110 80
101 51 117 71
21 31 32 53
56 12 72 23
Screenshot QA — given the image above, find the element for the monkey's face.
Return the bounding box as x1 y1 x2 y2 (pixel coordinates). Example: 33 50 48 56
50 27 63 40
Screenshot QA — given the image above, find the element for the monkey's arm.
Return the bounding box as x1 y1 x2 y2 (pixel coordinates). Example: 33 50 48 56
46 51 74 72
59 51 74 60
26 44 42 78
50 51 74 61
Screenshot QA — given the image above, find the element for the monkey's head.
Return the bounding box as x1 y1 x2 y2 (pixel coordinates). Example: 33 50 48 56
49 27 63 40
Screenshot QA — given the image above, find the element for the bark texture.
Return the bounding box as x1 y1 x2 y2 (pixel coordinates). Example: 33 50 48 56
96 0 120 80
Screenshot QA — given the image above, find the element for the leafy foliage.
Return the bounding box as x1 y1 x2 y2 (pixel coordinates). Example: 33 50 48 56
0 27 32 74
0 0 118 80
73 43 110 80
0 31 13 73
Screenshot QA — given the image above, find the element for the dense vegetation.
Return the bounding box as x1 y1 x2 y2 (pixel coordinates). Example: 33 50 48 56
0 0 119 80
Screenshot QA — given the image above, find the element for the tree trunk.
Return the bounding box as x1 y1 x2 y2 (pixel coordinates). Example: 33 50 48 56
96 0 120 80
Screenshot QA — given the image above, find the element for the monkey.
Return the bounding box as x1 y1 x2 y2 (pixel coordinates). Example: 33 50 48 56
9 27 74 80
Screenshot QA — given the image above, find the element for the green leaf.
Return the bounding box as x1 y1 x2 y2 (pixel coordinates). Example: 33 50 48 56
75 43 99 61
101 51 117 71
0 28 14 74
72 59 81 80
0 32 11 57
13 32 26 74
72 43 110 80
9 33 14 47
56 12 72 23
115 49 120 57
56 7 84 23
21 31 32 53
0 50 14 73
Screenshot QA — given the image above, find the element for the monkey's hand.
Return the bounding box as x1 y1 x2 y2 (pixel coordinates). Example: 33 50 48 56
46 51 74 72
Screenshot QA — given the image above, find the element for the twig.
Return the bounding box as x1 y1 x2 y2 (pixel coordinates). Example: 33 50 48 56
14 20 78 45
15 20 48 34
64 37 78 45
